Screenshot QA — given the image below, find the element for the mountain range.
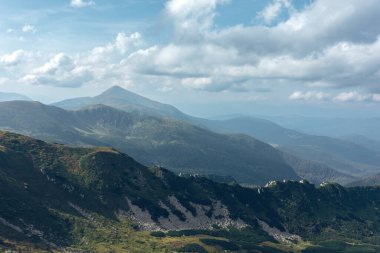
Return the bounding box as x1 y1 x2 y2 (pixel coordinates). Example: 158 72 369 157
263 115 380 142
53 86 380 182
0 100 299 184
0 92 31 102
347 173 380 187
199 116 380 177
52 86 189 121
2 86 379 185
1 131 380 252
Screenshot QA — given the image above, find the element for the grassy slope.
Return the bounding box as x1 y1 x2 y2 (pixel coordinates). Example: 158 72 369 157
1 131 380 252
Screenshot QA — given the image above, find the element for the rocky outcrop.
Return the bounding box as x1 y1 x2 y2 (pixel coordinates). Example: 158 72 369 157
124 196 247 231
257 219 301 244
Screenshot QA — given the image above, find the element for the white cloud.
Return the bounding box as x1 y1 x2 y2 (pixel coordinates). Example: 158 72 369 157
19 32 142 88
127 0 380 93
3 0 380 99
182 77 213 89
70 0 95 8
289 91 330 101
165 0 228 40
0 77 8 85
90 32 141 59
214 0 380 57
22 24 36 33
372 94 380 102
259 0 293 24
23 53 93 87
289 90 380 103
0 50 32 66
333 91 370 102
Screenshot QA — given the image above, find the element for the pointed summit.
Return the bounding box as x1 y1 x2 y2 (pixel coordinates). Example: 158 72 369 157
96 85 155 105
100 85 131 97
97 86 157 105
52 85 188 120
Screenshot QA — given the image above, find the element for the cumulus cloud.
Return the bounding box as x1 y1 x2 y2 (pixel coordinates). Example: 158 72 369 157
89 32 142 60
289 91 331 101
23 53 93 87
289 90 380 103
333 91 371 102
259 0 293 24
70 0 95 8
118 0 380 93
22 24 36 33
0 50 32 66
181 77 213 89
165 0 228 41
19 32 142 88
2 0 380 98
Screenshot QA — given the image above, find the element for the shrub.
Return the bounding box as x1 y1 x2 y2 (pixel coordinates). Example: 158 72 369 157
150 231 166 238
200 238 239 251
178 243 208 253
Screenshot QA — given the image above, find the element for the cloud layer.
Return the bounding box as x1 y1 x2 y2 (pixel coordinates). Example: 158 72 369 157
1 0 380 103
289 90 380 103
125 0 380 95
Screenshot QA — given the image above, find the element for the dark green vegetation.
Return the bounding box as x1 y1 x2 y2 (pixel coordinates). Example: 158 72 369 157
1 131 380 252
177 243 208 253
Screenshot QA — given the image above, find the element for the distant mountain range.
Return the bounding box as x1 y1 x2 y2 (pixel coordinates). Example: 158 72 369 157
1 131 380 252
0 100 299 185
341 135 380 153
1 86 379 185
198 116 380 177
0 91 31 102
263 115 380 142
53 86 380 180
347 173 380 187
52 85 190 121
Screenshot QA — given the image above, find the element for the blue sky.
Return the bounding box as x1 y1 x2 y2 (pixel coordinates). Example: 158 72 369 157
0 0 380 117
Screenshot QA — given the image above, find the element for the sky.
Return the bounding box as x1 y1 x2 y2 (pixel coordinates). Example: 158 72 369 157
0 0 380 118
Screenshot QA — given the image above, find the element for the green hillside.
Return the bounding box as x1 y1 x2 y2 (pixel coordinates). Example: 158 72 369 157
1 131 380 252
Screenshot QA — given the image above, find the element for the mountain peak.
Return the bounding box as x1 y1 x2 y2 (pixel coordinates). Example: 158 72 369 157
100 85 132 97
53 85 187 120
